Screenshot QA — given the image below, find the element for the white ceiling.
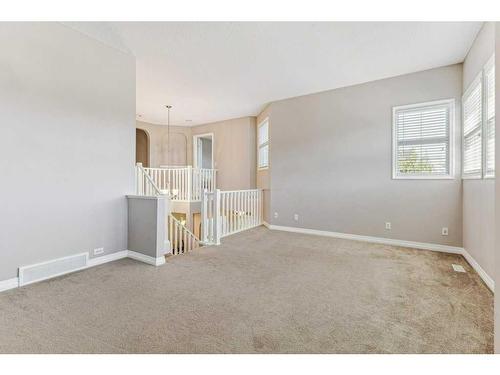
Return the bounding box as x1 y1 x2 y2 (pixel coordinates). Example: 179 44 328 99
67 22 482 126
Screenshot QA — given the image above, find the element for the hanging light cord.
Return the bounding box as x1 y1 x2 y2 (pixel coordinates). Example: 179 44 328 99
166 105 172 167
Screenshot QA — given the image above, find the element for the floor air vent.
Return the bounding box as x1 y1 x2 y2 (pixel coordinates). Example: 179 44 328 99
452 264 466 273
19 253 89 286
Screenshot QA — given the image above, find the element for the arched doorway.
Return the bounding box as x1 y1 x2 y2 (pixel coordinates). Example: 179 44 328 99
136 128 150 167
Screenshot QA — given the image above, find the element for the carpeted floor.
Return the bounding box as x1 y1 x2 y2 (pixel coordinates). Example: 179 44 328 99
0 227 493 353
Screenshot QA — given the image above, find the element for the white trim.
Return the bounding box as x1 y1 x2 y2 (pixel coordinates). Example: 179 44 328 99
0 248 167 294
392 98 455 180
462 71 484 179
126 194 167 200
483 54 495 179
267 224 463 253
462 248 494 292
266 224 494 292
193 132 214 169
257 117 269 169
87 250 129 267
262 221 271 228
127 251 166 266
0 277 19 292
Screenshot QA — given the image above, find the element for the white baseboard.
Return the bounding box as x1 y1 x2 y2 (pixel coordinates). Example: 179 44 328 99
0 248 167 294
87 250 129 267
267 224 463 254
267 224 494 292
262 221 271 229
0 277 19 292
462 248 494 292
127 251 166 266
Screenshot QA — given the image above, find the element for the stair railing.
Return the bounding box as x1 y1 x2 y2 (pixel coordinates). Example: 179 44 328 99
135 163 163 196
168 214 200 255
201 188 263 245
142 166 216 201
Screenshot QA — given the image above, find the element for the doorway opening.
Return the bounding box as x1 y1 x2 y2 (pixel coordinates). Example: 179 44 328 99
136 128 150 167
193 133 214 169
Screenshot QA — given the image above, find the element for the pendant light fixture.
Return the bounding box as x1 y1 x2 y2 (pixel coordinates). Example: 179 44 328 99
165 105 178 198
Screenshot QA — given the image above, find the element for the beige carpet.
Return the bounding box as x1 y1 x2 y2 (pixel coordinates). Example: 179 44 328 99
0 227 493 353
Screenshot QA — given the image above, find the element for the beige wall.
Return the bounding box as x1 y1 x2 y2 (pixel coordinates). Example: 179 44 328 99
262 64 463 246
192 117 256 190
137 117 257 191
136 120 192 168
462 22 495 279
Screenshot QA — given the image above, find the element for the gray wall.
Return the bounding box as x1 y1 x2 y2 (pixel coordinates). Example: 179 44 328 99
462 22 495 279
495 21 499 356
127 196 168 258
267 64 463 246
0 23 136 280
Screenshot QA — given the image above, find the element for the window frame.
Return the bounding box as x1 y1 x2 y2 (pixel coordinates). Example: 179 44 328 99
483 54 495 179
257 118 269 170
461 54 496 180
392 98 455 180
462 72 484 179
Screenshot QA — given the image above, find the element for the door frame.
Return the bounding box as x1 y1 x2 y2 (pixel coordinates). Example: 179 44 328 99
136 128 150 168
192 132 214 169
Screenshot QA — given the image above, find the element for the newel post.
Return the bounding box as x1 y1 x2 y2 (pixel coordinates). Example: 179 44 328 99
201 189 207 243
214 189 221 245
187 165 192 201
135 163 143 195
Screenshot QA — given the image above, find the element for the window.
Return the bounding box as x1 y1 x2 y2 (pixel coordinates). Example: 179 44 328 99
462 54 495 179
392 99 454 179
462 74 483 178
484 56 495 178
258 118 269 169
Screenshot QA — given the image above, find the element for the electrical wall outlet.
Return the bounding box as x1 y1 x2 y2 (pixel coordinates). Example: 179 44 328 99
294 214 299 221
274 212 279 219
442 227 449 236
385 222 391 230
93 247 104 256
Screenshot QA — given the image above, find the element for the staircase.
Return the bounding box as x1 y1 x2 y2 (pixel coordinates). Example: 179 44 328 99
142 165 216 201
201 189 263 245
135 163 263 255
168 214 200 255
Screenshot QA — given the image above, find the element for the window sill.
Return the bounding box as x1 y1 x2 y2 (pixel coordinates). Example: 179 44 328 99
462 175 483 180
392 175 454 180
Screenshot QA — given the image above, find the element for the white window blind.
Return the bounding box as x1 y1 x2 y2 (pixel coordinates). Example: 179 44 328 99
258 118 269 169
484 57 495 178
393 100 453 178
462 74 483 178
